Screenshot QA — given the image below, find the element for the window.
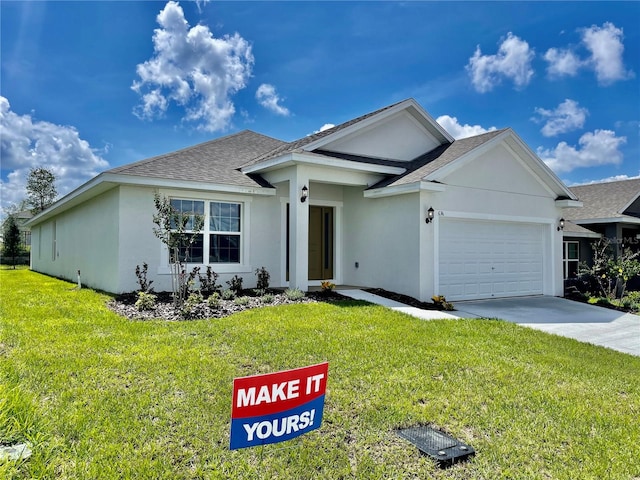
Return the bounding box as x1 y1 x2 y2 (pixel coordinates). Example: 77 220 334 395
169 199 204 263
209 202 241 263
563 241 579 279
168 198 242 264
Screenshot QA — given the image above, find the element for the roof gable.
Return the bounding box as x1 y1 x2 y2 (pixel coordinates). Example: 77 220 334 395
242 98 454 169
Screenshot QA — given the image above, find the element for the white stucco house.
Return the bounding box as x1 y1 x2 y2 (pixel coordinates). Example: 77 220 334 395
27 99 580 301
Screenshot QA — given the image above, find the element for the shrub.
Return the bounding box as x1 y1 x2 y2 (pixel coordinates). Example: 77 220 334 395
253 288 266 297
432 295 455 311
221 289 236 300
261 293 274 304
579 239 640 300
320 281 336 295
207 292 220 308
135 263 154 293
234 296 250 306
255 266 270 291
181 292 204 319
624 290 640 304
284 288 305 301
198 266 221 297
135 291 157 311
226 275 243 294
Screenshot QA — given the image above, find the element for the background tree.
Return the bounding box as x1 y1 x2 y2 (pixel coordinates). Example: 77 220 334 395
2 214 23 269
26 167 57 214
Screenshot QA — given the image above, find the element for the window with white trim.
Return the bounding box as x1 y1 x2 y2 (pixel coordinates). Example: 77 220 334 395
563 241 579 279
169 198 242 264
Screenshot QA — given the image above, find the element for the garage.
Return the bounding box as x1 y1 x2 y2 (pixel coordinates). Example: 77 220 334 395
438 219 544 301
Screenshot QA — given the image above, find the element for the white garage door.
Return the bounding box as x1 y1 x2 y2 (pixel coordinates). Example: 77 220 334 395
439 219 544 301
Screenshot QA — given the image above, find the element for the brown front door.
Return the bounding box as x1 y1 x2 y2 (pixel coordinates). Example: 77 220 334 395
308 206 334 280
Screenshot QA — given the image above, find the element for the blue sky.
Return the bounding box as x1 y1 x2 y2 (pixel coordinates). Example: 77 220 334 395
1 1 639 211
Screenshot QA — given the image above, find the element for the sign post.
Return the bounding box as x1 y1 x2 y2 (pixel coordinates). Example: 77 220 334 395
230 362 328 450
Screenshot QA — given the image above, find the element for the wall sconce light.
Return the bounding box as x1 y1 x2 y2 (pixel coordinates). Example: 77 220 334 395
425 207 435 224
300 185 309 203
557 218 565 231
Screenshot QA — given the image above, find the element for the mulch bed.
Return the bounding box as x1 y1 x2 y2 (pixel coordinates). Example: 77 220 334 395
107 290 349 321
363 288 442 310
107 287 451 321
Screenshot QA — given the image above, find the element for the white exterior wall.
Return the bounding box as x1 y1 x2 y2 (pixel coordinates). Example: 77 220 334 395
30 188 120 292
115 186 282 294
342 188 423 298
116 186 162 292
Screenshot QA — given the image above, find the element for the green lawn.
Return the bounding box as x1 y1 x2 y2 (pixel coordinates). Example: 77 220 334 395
1 270 639 479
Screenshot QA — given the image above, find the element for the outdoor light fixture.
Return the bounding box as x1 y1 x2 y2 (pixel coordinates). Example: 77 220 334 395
425 207 435 224
557 218 565 231
300 185 309 203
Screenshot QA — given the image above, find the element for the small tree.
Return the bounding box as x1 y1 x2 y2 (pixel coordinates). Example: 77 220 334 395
2 214 23 268
26 167 57 215
151 192 204 308
579 238 640 299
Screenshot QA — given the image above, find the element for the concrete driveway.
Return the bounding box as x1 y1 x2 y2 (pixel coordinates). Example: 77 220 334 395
455 296 640 356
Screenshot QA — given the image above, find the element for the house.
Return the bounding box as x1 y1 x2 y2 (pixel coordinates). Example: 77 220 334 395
562 178 640 283
27 99 580 301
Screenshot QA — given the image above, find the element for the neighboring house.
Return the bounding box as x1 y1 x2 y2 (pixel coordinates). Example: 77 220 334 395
27 99 579 301
562 178 640 288
1 210 32 248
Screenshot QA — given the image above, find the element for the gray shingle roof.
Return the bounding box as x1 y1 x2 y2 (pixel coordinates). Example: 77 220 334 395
563 220 600 236
565 178 640 220
368 129 507 189
107 130 285 188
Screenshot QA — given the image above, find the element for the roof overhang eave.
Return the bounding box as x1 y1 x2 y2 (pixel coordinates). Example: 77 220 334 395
556 199 583 208
563 230 602 239
573 216 640 225
242 152 406 176
26 172 276 227
364 180 446 199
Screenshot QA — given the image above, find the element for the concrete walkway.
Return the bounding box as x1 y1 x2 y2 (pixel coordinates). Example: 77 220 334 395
336 290 640 356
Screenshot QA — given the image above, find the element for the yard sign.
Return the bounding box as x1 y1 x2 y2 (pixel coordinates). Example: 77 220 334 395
230 362 328 450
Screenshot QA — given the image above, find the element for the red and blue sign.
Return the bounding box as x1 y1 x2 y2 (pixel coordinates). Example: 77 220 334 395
230 362 328 450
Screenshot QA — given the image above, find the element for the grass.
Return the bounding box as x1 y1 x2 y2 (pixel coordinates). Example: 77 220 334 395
1 269 639 479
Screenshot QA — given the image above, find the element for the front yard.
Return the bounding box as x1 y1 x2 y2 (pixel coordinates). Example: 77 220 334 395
1 270 639 479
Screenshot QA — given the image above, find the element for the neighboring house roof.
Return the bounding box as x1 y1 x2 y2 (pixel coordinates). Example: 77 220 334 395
107 130 285 188
565 178 640 223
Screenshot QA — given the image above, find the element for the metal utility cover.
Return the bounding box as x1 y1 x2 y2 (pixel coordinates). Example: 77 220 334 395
397 426 475 468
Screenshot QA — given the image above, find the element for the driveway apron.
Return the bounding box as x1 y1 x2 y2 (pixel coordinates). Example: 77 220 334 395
455 296 640 356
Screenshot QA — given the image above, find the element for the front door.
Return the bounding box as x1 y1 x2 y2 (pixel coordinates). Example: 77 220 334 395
308 206 334 280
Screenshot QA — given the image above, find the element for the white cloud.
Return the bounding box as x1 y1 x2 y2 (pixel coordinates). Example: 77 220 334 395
543 48 584 77
131 1 254 132
0 96 109 210
567 174 640 187
533 99 588 137
582 22 633 85
317 123 335 133
537 129 627 173
544 22 633 85
255 84 290 116
466 32 534 93
436 115 497 139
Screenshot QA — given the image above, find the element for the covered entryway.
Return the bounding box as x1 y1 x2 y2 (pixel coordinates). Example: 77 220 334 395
438 219 544 301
